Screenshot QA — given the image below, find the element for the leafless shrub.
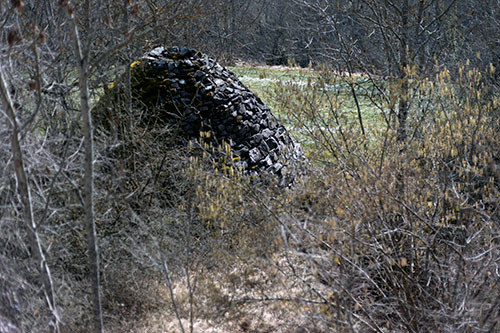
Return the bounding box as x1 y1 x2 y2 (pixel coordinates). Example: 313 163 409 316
268 62 500 332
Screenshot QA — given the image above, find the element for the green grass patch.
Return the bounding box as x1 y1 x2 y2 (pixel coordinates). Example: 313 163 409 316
228 65 388 159
229 66 384 127
228 66 315 103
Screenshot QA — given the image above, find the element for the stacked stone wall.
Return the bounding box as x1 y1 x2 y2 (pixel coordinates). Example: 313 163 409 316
98 46 305 185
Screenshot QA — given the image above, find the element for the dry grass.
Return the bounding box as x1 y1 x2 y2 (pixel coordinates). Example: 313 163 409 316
99 256 328 333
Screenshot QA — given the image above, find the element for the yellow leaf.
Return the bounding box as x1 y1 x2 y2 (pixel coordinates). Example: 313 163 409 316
400 257 407 267
130 60 141 68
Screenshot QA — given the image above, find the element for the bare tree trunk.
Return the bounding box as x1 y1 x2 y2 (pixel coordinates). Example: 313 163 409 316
123 0 133 122
414 0 426 73
63 3 104 331
397 0 410 143
0 67 60 332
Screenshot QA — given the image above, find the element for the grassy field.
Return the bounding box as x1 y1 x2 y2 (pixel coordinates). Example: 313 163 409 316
230 65 384 124
229 65 387 157
229 65 320 105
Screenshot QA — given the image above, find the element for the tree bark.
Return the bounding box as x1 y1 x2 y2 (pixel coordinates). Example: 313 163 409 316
64 3 104 331
0 67 59 332
397 0 410 143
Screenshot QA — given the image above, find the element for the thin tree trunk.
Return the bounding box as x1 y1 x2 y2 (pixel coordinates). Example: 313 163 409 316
414 0 426 74
123 0 133 124
397 0 409 143
64 4 104 331
0 67 59 332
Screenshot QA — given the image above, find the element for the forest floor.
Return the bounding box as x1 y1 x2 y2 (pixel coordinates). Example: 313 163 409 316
105 259 326 332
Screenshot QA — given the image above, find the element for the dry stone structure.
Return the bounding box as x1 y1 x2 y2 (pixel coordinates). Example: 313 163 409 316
99 46 305 185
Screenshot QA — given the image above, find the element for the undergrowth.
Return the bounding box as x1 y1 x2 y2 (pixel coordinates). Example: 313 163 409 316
1 62 499 332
